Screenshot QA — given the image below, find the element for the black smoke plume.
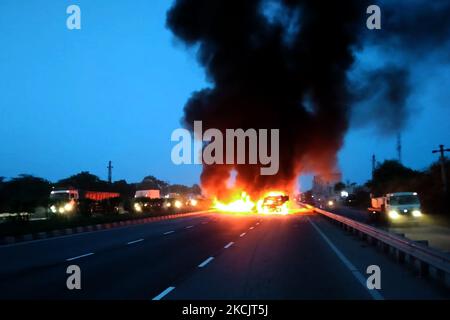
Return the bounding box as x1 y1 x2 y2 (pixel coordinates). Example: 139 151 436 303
351 0 450 134
166 0 450 198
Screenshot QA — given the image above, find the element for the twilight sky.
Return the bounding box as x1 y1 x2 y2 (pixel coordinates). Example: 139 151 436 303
0 0 449 190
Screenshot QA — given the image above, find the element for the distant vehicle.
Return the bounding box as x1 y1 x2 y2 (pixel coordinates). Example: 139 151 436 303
312 195 336 209
343 194 357 206
369 192 423 222
49 189 122 215
134 189 160 199
163 198 184 210
325 198 335 208
133 197 164 213
261 195 289 213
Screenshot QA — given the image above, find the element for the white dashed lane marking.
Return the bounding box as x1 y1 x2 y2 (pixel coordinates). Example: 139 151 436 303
66 252 94 262
152 287 175 300
198 257 214 268
127 239 144 245
224 242 234 249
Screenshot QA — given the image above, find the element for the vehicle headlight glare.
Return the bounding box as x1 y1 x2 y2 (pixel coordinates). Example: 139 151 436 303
64 203 73 211
412 210 422 217
388 210 400 219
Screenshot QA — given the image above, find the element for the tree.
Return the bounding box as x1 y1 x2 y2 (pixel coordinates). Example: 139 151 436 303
111 179 135 197
368 160 421 197
191 184 202 195
334 182 346 193
56 172 109 190
0 177 5 210
138 175 169 192
0 175 52 212
414 160 450 215
168 184 190 194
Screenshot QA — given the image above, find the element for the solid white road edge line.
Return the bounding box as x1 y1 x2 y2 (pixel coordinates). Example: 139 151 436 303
307 217 384 300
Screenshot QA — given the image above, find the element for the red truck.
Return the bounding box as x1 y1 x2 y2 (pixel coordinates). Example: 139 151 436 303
49 188 122 215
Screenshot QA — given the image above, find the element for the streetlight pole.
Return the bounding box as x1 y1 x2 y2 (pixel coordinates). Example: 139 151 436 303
432 145 450 193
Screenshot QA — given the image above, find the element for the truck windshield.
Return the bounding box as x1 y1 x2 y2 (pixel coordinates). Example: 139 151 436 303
50 193 70 201
390 195 420 205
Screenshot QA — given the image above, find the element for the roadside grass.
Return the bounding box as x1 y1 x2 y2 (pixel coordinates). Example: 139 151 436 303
0 208 201 238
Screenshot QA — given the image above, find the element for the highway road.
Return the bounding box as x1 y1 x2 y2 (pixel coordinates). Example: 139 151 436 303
0 210 448 300
328 206 450 253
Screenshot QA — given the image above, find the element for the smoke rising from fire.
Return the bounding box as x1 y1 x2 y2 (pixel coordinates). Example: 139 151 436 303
166 0 450 198
350 0 450 134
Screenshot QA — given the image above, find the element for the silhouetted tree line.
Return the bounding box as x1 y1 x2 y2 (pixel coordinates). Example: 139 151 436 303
0 172 201 213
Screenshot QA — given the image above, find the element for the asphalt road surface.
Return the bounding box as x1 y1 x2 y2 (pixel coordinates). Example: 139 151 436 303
0 210 448 300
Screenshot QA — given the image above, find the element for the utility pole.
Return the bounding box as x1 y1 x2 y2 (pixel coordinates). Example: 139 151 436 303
107 161 113 184
397 132 402 164
432 145 450 193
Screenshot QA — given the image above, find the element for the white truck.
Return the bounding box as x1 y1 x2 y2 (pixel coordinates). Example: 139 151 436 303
369 192 423 222
134 189 160 199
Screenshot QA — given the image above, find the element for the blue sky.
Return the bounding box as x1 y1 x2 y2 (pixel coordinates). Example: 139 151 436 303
0 1 449 190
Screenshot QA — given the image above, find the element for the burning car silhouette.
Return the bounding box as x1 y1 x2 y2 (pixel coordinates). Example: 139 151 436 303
261 195 289 213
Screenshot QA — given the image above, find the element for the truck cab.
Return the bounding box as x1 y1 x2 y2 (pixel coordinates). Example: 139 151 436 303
370 192 423 222
49 189 78 214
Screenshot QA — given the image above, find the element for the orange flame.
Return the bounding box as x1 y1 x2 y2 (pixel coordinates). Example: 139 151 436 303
213 190 293 215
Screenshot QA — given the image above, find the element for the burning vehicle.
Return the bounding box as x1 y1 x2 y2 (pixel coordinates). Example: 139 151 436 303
213 191 291 215
260 194 290 213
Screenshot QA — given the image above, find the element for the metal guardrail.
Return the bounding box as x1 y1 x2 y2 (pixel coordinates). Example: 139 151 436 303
0 212 30 218
314 207 450 288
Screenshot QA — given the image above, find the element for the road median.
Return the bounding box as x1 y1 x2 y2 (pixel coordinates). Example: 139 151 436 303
0 209 213 245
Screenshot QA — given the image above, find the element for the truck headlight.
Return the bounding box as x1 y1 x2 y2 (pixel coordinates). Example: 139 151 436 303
134 203 142 212
58 207 65 214
190 199 198 206
327 200 334 207
388 210 400 219
50 205 57 213
64 203 73 212
174 200 182 209
412 210 422 217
